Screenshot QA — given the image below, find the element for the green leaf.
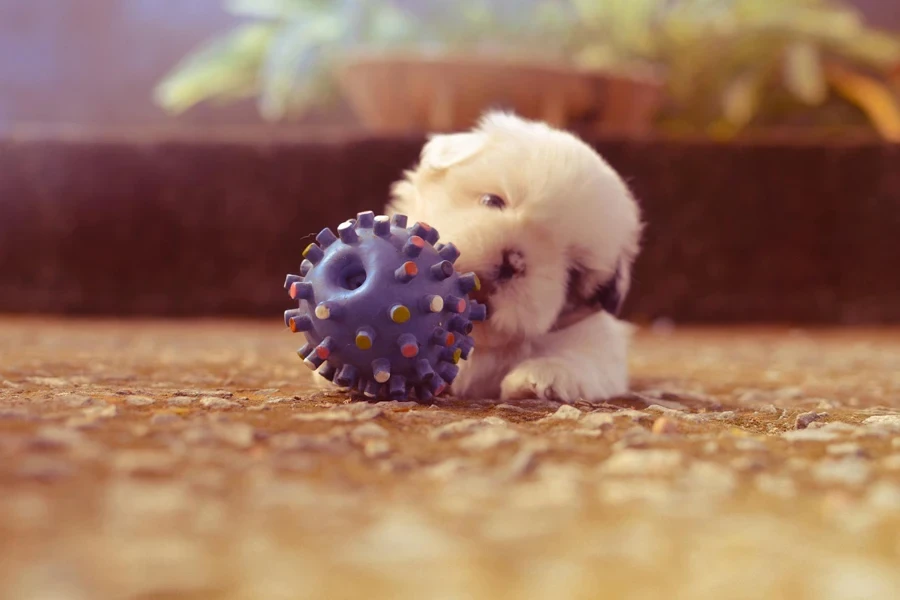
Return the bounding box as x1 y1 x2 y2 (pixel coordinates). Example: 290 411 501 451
223 0 320 19
722 71 764 129
154 23 275 114
784 41 826 105
258 14 346 120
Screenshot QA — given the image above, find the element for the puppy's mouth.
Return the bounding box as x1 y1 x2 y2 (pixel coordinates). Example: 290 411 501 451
467 248 526 317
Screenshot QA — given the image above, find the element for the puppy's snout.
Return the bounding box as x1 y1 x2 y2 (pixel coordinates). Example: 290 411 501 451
497 249 526 282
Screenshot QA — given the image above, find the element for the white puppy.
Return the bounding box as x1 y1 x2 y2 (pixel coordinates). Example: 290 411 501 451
387 112 643 403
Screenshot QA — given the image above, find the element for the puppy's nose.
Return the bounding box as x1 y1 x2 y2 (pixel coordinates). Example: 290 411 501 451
497 249 526 281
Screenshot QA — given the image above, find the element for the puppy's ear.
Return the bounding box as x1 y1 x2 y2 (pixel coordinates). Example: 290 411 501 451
420 132 488 171
554 249 638 330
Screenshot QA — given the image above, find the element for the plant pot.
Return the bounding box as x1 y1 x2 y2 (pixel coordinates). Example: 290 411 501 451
337 54 665 134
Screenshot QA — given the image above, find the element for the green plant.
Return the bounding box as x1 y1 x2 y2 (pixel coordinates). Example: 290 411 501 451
569 0 900 138
156 0 900 138
155 0 570 121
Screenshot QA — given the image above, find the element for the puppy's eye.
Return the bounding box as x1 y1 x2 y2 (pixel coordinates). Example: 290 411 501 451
480 194 506 210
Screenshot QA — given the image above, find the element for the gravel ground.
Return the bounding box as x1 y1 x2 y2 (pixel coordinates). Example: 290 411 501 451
1 318 900 600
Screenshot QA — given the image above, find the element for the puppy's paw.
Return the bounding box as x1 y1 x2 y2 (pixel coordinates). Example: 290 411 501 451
500 356 627 403
500 358 582 403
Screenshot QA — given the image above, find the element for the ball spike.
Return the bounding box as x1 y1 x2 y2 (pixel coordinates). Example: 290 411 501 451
313 337 336 360
395 261 418 283
457 337 474 360
437 362 460 383
389 304 411 324
303 353 325 370
300 259 314 276
402 236 425 258
410 222 440 245
356 211 375 228
431 260 454 280
447 315 473 335
289 281 314 301
302 243 324 265
372 358 391 384
428 375 448 396
318 362 337 381
334 364 359 388
297 342 313 360
441 347 464 365
438 243 460 264
355 326 375 350
338 220 359 244
315 301 342 320
469 301 487 322
415 359 435 382
374 215 392 237
363 379 381 398
431 327 454 347
445 295 467 314
458 272 480 294
398 333 419 358
410 222 432 241
416 386 434 403
389 375 408 399
316 228 338 248
421 294 444 313
284 274 302 291
391 214 408 228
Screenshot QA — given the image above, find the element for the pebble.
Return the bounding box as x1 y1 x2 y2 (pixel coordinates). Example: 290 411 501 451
125 395 156 407
458 426 520 451
600 449 683 476
781 428 841 442
150 412 182 426
579 413 615 430
173 389 233 398
350 422 389 443
211 422 255 448
733 438 767 452
430 419 491 440
16 457 74 481
651 417 679 435
362 439 391 458
168 396 194 407
813 459 871 487
84 404 117 419
755 473 797 498
199 397 238 410
795 411 826 429
826 443 866 457
114 450 180 476
31 426 85 449
862 415 900 432
543 405 582 422
269 432 347 453
60 394 94 407
291 410 356 422
866 481 900 510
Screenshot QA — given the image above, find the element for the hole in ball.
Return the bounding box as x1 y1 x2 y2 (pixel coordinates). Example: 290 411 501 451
338 262 367 291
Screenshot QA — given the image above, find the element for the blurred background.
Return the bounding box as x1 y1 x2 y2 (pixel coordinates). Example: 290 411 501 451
1 0 899 323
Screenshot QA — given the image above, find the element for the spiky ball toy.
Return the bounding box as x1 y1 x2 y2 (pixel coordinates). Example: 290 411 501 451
284 211 487 402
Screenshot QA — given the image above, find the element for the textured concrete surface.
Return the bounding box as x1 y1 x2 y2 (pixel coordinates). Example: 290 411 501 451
1 318 900 599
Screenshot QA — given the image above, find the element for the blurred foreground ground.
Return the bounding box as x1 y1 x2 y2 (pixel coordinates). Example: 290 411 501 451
1 318 900 599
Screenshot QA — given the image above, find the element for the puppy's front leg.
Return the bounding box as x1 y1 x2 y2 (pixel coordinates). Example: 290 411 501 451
500 312 631 403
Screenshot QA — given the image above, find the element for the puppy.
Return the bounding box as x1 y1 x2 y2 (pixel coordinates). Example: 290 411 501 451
387 112 643 403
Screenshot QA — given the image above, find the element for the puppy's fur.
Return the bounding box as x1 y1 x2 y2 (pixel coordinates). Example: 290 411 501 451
388 112 643 402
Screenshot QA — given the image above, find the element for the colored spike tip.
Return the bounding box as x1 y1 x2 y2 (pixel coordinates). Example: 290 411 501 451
282 211 488 402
